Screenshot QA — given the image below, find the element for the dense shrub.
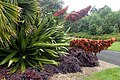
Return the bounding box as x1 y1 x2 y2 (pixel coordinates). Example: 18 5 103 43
0 54 83 80
68 48 99 67
70 38 116 53
58 55 82 73
68 38 116 67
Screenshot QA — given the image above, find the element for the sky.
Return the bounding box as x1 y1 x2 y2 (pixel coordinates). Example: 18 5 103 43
63 0 120 12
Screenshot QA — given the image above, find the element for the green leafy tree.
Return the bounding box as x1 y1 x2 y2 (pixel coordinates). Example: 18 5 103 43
39 0 64 14
68 5 120 35
78 17 89 32
104 11 120 32
96 5 112 18
0 0 69 73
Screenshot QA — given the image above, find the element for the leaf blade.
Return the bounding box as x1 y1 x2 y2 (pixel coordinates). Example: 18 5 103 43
1 51 17 65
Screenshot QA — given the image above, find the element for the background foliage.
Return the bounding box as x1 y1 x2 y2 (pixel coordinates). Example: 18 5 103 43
65 6 120 35
38 0 64 14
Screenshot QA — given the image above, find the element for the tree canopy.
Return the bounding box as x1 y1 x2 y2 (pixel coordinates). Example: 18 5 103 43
39 0 64 14
65 5 120 35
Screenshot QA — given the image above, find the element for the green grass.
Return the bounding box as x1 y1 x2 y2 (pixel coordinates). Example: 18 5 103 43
108 42 120 52
83 67 120 80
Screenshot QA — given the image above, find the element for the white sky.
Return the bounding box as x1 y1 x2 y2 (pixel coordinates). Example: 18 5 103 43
63 0 120 12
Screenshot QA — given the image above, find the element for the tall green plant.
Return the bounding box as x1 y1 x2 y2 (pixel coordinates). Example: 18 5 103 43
0 0 69 73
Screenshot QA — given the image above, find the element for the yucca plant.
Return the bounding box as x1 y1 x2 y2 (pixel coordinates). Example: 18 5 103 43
0 0 69 73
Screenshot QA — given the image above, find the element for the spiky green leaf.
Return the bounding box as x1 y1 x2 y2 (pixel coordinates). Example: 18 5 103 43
8 58 20 67
33 43 69 47
45 49 58 57
21 60 26 73
1 51 17 65
21 39 27 51
11 62 20 73
34 58 58 65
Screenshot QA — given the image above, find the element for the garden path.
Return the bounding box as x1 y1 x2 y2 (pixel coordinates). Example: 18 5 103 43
50 50 120 80
98 50 120 66
50 60 118 80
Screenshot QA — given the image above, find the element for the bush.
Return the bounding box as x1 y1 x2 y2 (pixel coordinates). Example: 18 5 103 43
0 54 83 80
59 55 82 73
68 38 116 67
70 38 116 53
68 48 99 67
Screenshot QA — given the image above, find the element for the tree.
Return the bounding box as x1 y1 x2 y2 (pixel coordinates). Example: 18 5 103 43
38 0 64 14
96 5 112 18
66 5 120 35
64 5 91 32
105 11 120 32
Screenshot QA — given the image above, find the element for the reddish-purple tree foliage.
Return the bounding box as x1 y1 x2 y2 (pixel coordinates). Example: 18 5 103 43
65 5 91 21
53 6 69 16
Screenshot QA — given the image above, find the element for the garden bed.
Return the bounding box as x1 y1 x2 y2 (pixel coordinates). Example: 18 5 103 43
50 60 119 80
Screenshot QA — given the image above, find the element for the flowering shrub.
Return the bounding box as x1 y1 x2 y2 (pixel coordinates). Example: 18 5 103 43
53 6 68 16
68 38 116 67
70 38 116 53
65 5 91 21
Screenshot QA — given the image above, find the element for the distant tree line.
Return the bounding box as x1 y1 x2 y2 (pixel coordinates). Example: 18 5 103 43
65 5 120 35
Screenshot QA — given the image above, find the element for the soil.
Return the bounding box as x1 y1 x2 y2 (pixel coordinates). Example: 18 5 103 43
49 60 119 80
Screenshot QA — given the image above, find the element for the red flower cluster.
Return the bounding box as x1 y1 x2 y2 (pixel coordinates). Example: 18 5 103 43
65 5 91 21
53 6 69 17
70 38 116 53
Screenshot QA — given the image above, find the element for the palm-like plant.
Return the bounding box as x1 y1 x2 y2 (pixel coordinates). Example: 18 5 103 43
0 1 20 47
0 0 69 73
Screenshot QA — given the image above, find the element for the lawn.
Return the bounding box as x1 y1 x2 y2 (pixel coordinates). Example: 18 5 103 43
108 42 120 52
83 67 120 80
